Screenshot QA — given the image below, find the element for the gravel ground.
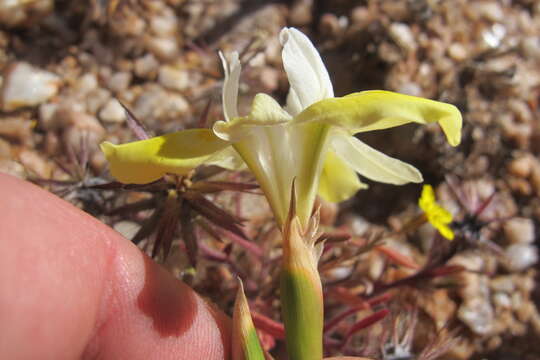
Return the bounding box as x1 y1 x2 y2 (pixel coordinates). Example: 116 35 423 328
1 1 539 359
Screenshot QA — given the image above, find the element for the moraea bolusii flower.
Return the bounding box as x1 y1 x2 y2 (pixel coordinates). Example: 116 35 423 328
214 28 462 226
101 27 462 228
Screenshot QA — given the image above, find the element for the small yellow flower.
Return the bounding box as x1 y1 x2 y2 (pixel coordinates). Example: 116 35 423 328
418 184 454 240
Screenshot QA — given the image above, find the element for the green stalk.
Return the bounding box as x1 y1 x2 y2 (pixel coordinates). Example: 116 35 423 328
280 185 324 360
280 267 323 360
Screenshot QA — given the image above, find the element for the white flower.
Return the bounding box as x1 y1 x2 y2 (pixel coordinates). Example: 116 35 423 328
213 28 461 226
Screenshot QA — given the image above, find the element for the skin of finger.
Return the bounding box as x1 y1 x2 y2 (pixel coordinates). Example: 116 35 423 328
0 173 230 360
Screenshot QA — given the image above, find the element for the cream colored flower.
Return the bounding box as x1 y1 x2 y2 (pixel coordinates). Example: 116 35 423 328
101 28 462 227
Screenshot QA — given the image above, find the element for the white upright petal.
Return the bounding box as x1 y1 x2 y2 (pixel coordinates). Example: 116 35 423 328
285 87 303 116
280 27 334 115
219 51 241 121
331 131 423 185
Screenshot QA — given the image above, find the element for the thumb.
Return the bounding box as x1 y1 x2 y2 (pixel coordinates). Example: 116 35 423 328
0 173 230 360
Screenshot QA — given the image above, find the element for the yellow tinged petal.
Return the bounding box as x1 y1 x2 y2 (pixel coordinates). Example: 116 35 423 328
213 93 291 142
318 150 367 202
437 224 455 240
418 184 436 212
100 129 232 184
294 90 462 147
433 206 453 223
331 131 423 185
205 145 247 171
249 93 293 124
219 51 241 121
214 93 328 227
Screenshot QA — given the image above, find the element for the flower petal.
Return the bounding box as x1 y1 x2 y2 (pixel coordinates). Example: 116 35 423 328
285 87 303 116
219 51 241 121
318 150 368 203
331 131 423 185
205 145 246 171
213 93 292 141
294 90 462 146
432 206 453 224
437 223 455 240
100 129 233 184
231 122 326 228
418 184 436 212
215 92 330 226
280 27 334 115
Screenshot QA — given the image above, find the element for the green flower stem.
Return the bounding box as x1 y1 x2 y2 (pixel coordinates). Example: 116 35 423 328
280 196 324 360
280 267 324 360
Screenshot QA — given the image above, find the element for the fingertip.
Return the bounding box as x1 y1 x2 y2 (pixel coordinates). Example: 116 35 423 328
88 246 231 359
0 173 230 359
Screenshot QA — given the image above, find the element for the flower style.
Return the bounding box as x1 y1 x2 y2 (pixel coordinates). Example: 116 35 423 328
418 184 454 240
100 27 462 228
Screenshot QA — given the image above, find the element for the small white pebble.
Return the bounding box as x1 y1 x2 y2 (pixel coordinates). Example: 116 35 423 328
389 22 416 53
0 159 25 178
450 252 485 272
511 292 523 310
107 72 132 93
75 73 98 94
1 62 60 111
397 82 422 96
55 106 106 151
114 221 141 240
86 88 111 115
327 266 352 281
449 43 468 61
483 23 506 48
18 149 52 178
135 53 159 79
348 215 370 236
473 2 504 22
164 93 189 116
458 297 494 335
150 15 178 37
490 276 515 292
492 292 511 309
474 178 495 199
504 217 535 244
521 36 540 60
158 66 189 91
38 102 58 128
144 36 179 60
508 99 533 123
0 0 52 28
504 244 538 271
369 255 385 280
99 99 125 123
507 156 532 178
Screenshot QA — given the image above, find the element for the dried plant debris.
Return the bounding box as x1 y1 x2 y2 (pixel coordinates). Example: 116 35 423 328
2 0 539 359
91 171 260 266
